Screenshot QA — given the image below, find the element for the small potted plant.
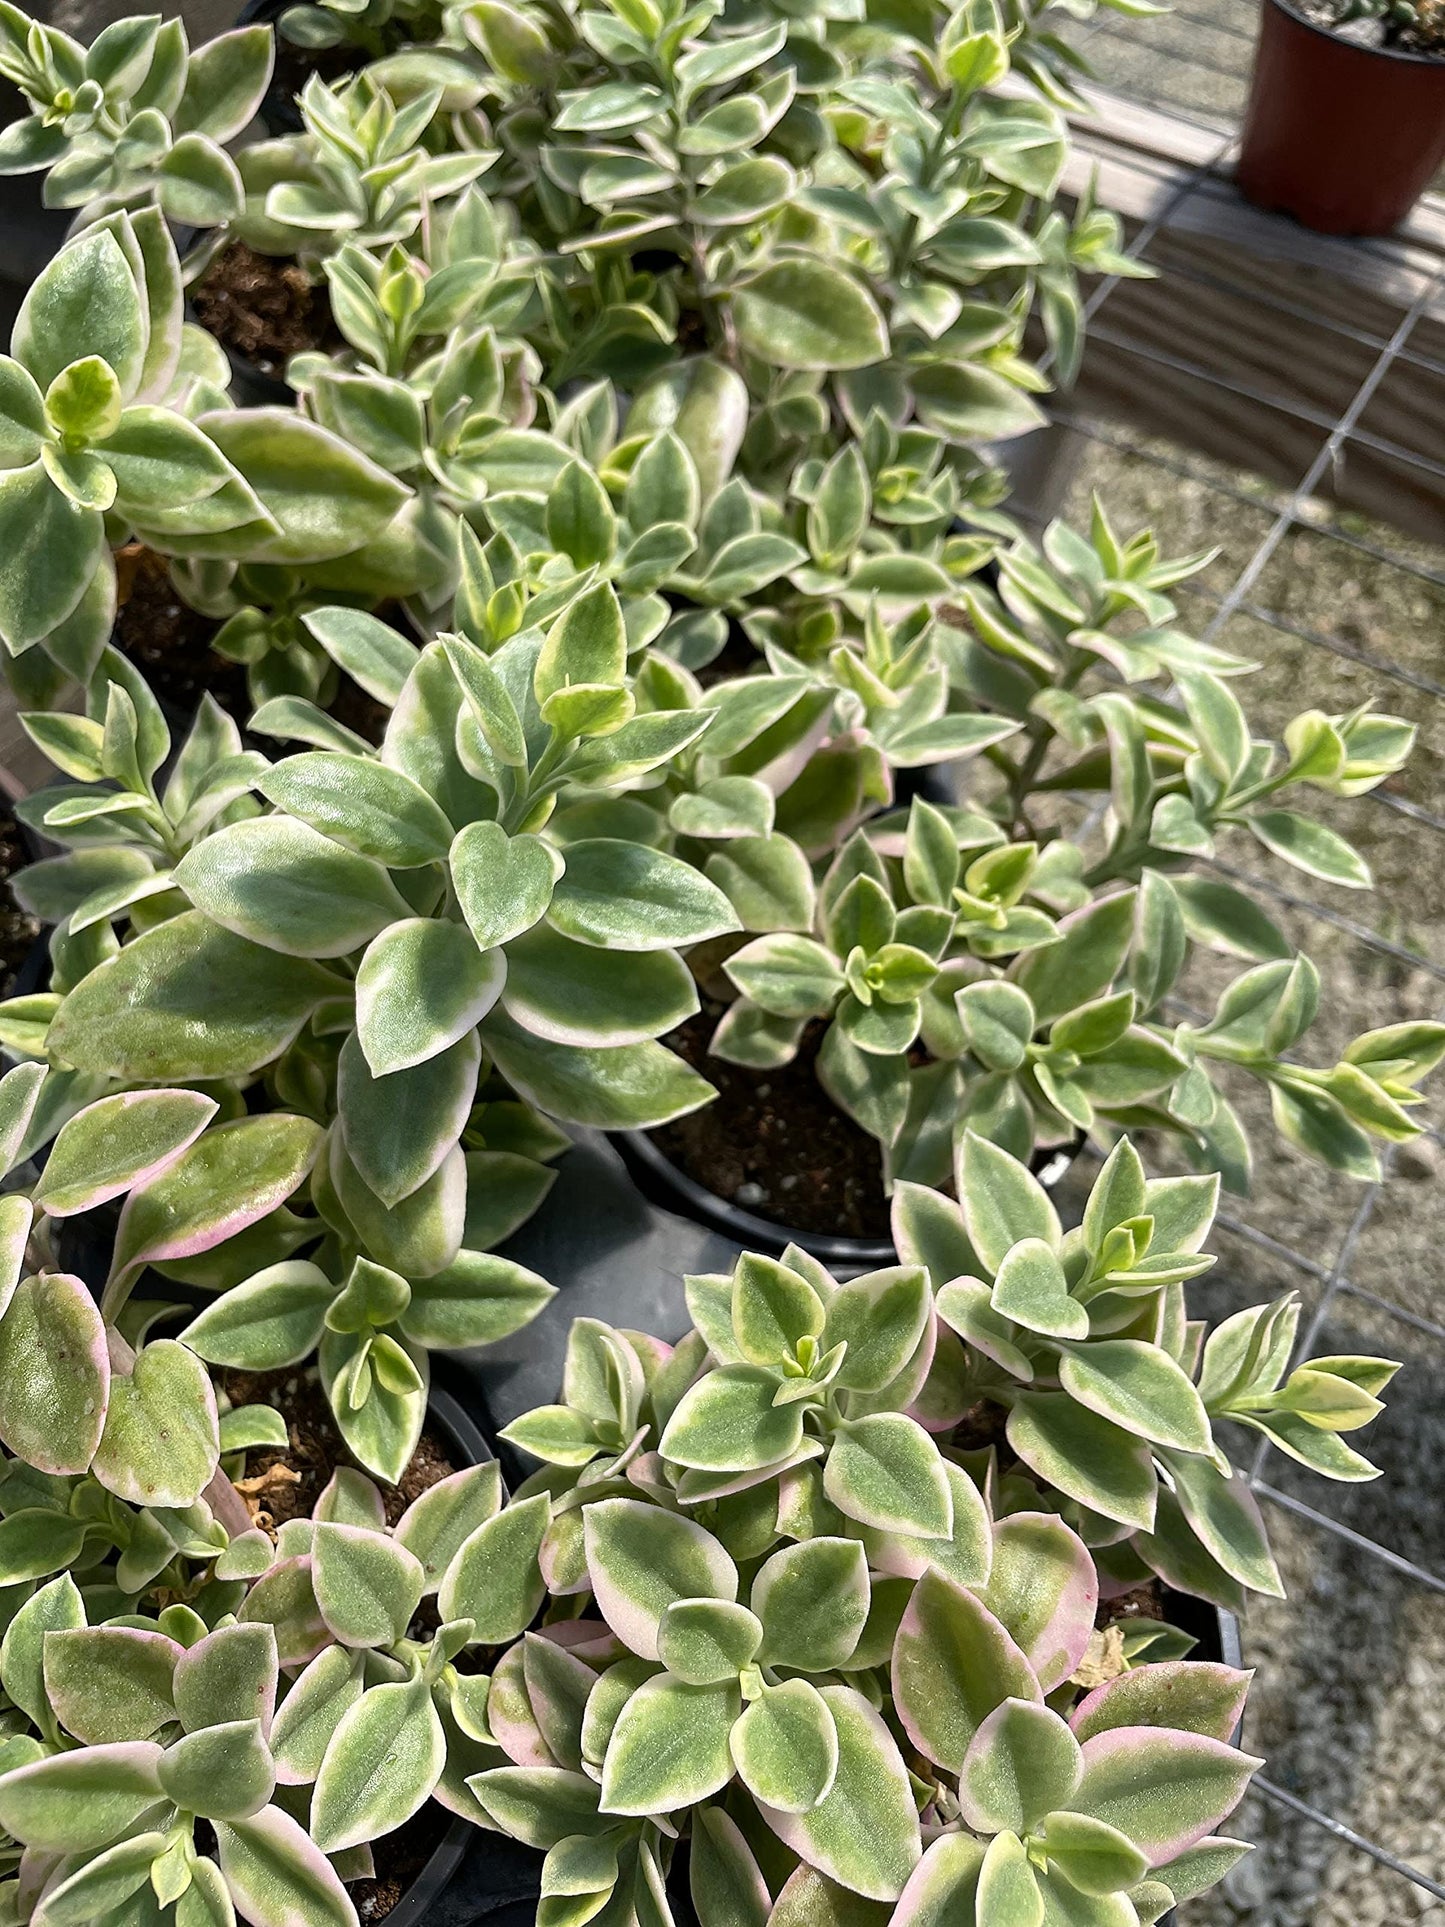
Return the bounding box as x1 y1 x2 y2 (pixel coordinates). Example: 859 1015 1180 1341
1237 0 1445 233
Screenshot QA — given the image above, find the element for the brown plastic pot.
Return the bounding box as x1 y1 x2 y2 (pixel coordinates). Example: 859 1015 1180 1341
1238 0 1445 234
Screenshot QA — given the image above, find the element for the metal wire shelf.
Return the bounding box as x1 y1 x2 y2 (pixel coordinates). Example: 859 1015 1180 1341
1019 119 1445 1911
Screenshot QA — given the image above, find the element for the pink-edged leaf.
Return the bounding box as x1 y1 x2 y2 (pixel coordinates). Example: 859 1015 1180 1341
890 1570 1040 1772
539 1620 625 1665
522 1630 596 1770
90 1339 219 1508
0 1272 108 1475
976 1513 1097 1694
1070 1664 1252 1746
907 1324 971 1435
0 1741 165 1853
108 1114 323 1289
582 1497 737 1661
958 1698 1082 1835
674 1438 825 1504
214 1802 356 1927
0 1195 32 1322
759 1685 920 1902
1071 1726 1263 1866
766 1863 892 1927
33 1089 219 1218
237 1556 330 1668
174 1623 280 1739
42 1627 181 1744
487 1640 558 1768
693 1805 770 1927
890 1833 986 1927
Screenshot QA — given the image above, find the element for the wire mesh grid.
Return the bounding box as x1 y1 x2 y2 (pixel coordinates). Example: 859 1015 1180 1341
1004 136 1445 1914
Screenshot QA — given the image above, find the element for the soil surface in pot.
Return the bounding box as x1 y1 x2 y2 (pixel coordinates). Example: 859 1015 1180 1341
223 1364 458 1531
114 544 247 720
113 546 393 744
650 1008 890 1240
0 813 39 995
1294 0 1445 53
191 241 341 379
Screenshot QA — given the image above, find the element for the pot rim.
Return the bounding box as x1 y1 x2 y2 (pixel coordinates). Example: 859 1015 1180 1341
1263 0 1445 69
612 1129 1083 1271
612 1126 898 1267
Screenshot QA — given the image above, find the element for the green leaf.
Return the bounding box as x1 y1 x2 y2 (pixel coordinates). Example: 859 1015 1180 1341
550 839 738 950
49 913 337 1080
960 1134 1062 1273
0 1272 107 1476
482 1014 714 1128
0 458 103 652
402 1250 555 1349
732 1678 837 1813
991 1239 1087 1340
821 1266 931 1395
503 924 698 1047
438 1493 550 1642
824 1415 952 1540
732 1252 825 1366
1071 1727 1260 1866
42 1626 179 1744
759 1685 919 1901
181 1260 333 1371
394 1461 503 1593
176 818 408 960
1247 810 1370 888
16 228 145 397
355 919 502 1077
661 1365 806 1475
452 820 559 952
600 1674 739 1816
535 582 626 702
158 1718 276 1822
259 753 453 869
312 1522 425 1649
1006 1394 1157 1532
1058 1340 1212 1454
311 1674 446 1852
733 261 888 372
91 1341 218 1508
657 1597 763 1684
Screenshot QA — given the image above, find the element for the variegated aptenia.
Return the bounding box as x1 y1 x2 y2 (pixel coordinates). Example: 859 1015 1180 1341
500 1131 1394 1616
469 1309 1264 1927
0 1056 319 1532
41 593 735 1140
0 211 417 701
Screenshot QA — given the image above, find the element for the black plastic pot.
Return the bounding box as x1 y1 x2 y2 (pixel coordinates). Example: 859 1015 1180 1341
609 1125 1084 1278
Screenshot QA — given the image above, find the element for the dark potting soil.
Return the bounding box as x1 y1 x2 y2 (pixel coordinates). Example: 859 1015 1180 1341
0 814 39 995
223 1364 457 1532
1098 1580 1167 1628
650 1009 891 1240
352 1800 451 1924
113 545 248 721
191 241 341 379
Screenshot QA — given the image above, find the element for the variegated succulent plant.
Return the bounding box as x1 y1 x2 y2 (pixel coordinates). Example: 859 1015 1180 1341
467 1301 1265 1927
0 210 418 707
0 3 272 225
